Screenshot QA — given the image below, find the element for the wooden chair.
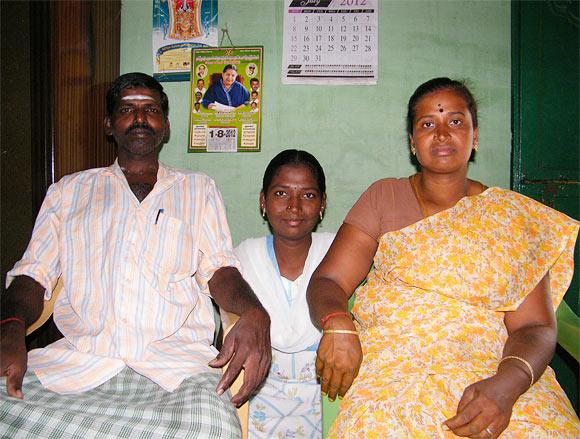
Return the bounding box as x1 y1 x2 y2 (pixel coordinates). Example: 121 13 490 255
220 310 249 438
26 279 249 438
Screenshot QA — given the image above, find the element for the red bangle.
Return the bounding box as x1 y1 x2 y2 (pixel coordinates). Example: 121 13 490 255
0 317 25 326
321 311 351 327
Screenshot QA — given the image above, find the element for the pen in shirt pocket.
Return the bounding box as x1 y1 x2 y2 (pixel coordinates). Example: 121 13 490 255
154 208 164 225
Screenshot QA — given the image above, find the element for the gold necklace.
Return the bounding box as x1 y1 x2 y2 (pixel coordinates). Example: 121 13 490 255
410 174 428 218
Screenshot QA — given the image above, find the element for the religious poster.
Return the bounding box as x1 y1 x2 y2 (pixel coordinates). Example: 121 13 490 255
189 47 263 153
153 0 218 82
282 0 378 85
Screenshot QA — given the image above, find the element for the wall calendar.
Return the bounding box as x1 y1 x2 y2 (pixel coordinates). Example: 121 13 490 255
282 0 378 85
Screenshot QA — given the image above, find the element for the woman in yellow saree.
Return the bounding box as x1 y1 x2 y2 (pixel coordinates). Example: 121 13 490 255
307 78 579 438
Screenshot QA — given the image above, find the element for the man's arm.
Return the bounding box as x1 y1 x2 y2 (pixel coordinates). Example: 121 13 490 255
207 266 271 406
1 275 46 398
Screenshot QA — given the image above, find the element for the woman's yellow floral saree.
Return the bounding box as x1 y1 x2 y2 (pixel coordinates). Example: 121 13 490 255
331 188 579 438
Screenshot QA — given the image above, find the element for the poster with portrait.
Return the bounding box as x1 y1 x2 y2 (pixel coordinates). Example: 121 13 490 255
189 47 263 153
153 0 218 82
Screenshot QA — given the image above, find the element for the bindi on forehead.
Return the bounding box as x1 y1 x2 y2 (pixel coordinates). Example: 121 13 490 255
437 103 444 112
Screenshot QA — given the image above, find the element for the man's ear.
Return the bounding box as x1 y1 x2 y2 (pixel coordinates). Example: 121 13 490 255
163 119 171 143
104 116 113 136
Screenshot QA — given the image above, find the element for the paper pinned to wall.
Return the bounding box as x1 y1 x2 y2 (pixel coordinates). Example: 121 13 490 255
189 47 263 153
282 0 378 85
153 0 218 82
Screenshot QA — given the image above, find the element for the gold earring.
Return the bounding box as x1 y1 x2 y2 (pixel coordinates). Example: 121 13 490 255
261 208 266 219
319 211 323 221
473 143 479 152
411 147 416 155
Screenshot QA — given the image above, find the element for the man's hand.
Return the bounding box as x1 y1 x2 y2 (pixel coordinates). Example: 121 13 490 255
0 321 28 398
315 315 362 402
208 307 271 407
1 275 46 398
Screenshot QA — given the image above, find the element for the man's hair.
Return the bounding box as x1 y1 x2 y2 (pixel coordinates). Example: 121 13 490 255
106 72 169 117
250 78 259 84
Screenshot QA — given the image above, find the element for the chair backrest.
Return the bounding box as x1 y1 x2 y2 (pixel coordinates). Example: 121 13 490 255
26 279 61 335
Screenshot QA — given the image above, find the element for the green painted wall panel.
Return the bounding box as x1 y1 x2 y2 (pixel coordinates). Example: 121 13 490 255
120 0 511 244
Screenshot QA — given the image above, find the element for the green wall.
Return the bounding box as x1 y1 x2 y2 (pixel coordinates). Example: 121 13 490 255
121 0 511 245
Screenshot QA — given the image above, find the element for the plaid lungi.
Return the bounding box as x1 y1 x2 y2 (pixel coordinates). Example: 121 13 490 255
0 367 241 438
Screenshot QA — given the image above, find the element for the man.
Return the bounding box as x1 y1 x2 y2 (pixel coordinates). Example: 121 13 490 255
197 64 206 78
195 78 206 95
250 77 260 93
250 90 259 104
0 73 271 438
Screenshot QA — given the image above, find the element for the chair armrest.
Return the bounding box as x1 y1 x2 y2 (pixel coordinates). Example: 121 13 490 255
221 310 249 439
26 279 62 336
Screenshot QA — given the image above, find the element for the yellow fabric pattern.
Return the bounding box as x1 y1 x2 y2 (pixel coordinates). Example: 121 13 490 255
330 187 580 438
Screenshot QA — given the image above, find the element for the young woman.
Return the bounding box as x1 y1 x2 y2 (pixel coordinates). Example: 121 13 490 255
236 149 334 438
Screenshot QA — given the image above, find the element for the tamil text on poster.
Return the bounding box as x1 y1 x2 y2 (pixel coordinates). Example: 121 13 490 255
153 0 218 82
189 47 263 152
282 0 378 85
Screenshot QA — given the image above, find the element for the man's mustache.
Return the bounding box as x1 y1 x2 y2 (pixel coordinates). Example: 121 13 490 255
125 123 154 135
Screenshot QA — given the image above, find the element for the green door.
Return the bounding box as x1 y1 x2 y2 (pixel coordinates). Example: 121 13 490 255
512 0 579 411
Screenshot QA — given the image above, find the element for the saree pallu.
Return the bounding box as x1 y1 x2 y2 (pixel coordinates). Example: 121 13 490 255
330 187 580 438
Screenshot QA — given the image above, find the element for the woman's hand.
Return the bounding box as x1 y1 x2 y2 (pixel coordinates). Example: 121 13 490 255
315 315 362 402
443 367 529 438
446 272 558 437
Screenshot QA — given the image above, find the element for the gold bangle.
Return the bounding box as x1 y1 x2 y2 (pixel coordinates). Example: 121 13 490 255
499 355 534 389
323 329 358 335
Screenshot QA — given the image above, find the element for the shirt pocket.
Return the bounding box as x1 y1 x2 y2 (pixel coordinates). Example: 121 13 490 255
140 214 199 299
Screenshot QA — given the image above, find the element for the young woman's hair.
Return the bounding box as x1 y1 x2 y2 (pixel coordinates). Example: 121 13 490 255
262 149 326 195
406 77 478 135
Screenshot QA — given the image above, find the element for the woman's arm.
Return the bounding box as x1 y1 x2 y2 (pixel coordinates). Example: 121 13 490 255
444 273 557 438
307 223 378 401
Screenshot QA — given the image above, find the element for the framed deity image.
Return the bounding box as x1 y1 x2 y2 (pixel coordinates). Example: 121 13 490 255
153 0 218 82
